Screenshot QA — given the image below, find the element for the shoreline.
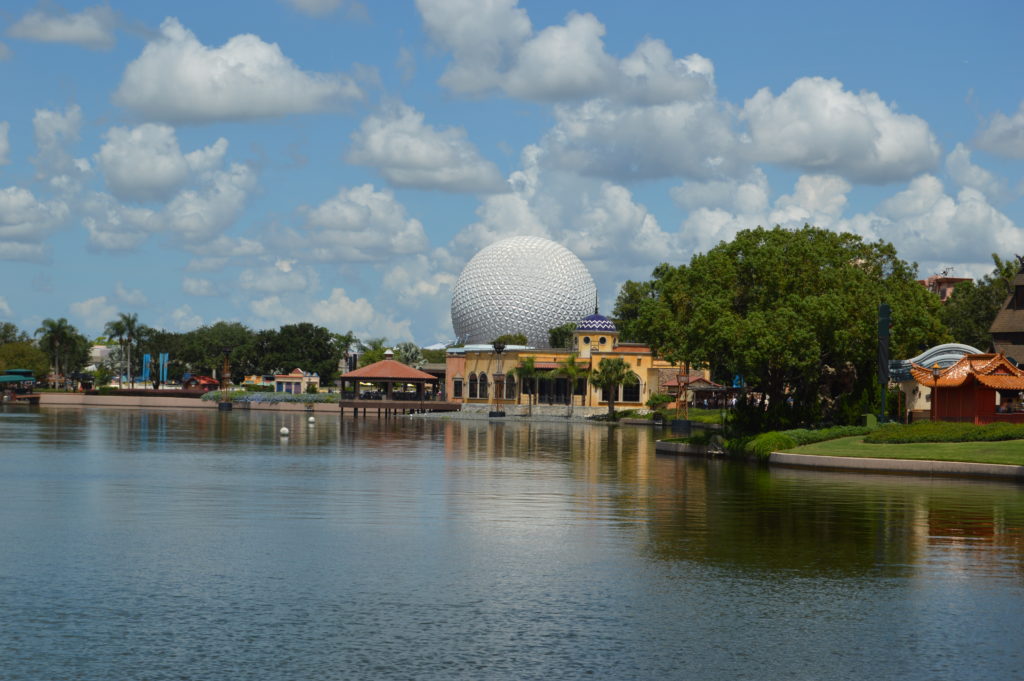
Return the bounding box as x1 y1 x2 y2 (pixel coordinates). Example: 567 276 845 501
654 440 1024 481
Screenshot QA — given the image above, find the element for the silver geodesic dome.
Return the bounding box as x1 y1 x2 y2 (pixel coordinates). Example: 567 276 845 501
450 236 597 348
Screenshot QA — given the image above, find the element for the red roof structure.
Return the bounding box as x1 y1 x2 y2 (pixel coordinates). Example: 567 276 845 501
911 353 1024 424
342 359 436 381
341 359 439 401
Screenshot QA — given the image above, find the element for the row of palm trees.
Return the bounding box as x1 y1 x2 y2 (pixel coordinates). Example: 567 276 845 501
103 312 140 389
32 312 141 387
509 352 638 419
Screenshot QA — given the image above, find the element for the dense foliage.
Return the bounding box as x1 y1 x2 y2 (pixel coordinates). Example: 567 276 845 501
547 323 576 349
940 254 1018 350
0 341 51 378
615 225 950 432
865 422 1024 444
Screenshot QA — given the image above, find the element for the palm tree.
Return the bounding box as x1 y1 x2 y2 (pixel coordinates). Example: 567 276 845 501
119 312 139 388
512 357 537 416
554 352 588 418
589 357 638 420
35 317 74 386
104 318 127 388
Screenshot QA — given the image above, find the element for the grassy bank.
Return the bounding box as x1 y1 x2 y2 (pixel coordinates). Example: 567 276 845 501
790 436 1024 466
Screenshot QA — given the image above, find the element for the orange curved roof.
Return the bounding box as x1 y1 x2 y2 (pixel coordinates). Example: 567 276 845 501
342 359 437 381
911 353 1024 389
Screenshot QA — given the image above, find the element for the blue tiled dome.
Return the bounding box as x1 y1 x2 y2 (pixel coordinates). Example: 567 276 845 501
576 314 617 332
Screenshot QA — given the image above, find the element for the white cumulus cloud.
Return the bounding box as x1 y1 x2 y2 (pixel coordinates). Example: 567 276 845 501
976 101 1024 159
7 5 116 50
298 184 429 262
114 17 362 123
164 163 257 243
348 102 506 193
96 124 189 201
0 186 69 261
69 296 117 333
741 77 941 183
945 143 1009 201
114 282 147 306
0 296 12 316
182 277 218 296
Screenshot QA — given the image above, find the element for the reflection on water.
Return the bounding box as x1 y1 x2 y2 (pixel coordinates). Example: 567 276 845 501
2 407 1023 680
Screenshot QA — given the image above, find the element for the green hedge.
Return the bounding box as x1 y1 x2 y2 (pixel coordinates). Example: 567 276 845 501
782 425 874 446
865 421 1024 444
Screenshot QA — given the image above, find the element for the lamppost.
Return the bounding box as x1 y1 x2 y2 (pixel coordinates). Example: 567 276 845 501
491 341 506 417
931 364 941 422
219 346 233 411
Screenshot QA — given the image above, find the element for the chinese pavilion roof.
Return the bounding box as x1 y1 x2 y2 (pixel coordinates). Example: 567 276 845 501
910 353 1024 390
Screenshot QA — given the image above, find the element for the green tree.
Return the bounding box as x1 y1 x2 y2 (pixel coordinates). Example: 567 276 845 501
0 341 50 378
547 323 576 349
358 337 388 367
119 313 140 388
0 322 30 345
393 341 425 368
35 317 77 383
941 254 1019 350
553 352 588 417
492 333 528 346
103 317 127 386
621 225 949 431
589 357 638 420
512 356 538 416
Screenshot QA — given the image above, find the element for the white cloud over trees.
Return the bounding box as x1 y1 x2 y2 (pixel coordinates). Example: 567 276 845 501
7 5 116 50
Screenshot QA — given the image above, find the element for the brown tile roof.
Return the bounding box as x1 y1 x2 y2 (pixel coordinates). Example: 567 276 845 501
343 359 437 381
989 270 1024 334
993 341 1024 364
911 353 1024 389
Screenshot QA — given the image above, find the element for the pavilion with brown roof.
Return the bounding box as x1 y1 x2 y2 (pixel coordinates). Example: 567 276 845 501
911 353 1024 424
340 359 439 401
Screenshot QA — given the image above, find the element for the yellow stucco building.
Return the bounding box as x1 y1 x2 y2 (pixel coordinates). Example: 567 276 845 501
445 313 704 412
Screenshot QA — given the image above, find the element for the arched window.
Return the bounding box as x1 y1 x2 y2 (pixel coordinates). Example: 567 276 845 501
622 373 642 403
479 373 489 398
468 373 478 399
453 377 463 398
505 375 517 400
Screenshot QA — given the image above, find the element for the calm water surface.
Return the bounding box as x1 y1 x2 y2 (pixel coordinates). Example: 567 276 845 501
2 407 1024 680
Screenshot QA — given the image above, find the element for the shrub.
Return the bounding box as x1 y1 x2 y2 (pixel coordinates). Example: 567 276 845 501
745 431 798 459
646 392 672 411
865 421 1024 444
782 425 874 446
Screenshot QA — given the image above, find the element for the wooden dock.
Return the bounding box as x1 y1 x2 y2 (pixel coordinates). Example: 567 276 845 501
335 399 460 417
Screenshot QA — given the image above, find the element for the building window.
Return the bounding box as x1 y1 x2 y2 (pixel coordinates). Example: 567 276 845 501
453 379 463 398
599 337 607 345
622 374 641 402
583 336 591 345
479 373 489 398
468 373 478 398
505 376 517 400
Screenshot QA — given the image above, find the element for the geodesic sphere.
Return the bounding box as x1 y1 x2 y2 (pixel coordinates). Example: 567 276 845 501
451 236 597 348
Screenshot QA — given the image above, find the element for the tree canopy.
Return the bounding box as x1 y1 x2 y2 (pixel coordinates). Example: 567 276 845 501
941 254 1019 350
547 323 576 349
615 225 949 431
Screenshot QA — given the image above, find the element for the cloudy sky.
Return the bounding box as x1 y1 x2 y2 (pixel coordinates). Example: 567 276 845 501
1 0 1022 344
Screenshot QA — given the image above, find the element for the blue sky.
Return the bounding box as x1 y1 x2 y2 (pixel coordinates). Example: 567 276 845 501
1 0 1022 345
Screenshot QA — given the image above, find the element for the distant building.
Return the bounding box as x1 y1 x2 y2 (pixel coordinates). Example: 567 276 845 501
919 271 971 302
445 313 706 410
274 368 320 394
182 375 219 391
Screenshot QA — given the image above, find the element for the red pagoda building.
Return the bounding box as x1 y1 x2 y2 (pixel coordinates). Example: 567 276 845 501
911 353 1024 424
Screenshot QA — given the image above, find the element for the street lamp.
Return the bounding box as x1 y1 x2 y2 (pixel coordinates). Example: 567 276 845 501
219 346 233 411
491 341 506 417
931 364 941 422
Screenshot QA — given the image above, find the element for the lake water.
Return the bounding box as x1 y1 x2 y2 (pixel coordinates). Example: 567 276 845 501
2 407 1024 680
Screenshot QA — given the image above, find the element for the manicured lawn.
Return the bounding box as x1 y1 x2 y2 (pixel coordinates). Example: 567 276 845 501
791 436 1024 466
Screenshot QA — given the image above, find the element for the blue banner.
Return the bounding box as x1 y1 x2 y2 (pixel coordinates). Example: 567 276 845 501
159 353 169 384
141 354 151 381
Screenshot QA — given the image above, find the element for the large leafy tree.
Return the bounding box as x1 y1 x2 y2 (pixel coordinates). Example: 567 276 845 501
35 317 77 382
617 225 949 431
0 341 51 378
0 322 30 345
103 318 127 386
547 323 576 349
358 337 388 367
589 357 638 420
177 322 257 380
941 254 1019 350
393 341 425 368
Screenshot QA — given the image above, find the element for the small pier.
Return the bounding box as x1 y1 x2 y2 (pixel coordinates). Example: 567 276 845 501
336 399 461 418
